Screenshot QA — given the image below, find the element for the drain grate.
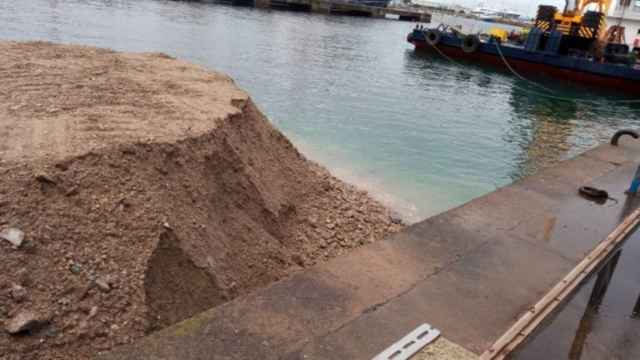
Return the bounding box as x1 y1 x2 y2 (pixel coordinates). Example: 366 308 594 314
372 323 441 360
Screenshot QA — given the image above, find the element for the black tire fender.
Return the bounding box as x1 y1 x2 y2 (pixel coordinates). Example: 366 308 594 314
424 29 441 46
461 35 481 53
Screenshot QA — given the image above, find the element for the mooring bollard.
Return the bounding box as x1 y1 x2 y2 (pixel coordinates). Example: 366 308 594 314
610 130 640 195
610 129 639 146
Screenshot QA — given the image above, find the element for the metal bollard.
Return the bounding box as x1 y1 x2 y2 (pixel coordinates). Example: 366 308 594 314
611 129 639 146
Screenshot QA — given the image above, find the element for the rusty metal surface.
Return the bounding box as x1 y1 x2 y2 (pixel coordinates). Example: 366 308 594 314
101 138 640 360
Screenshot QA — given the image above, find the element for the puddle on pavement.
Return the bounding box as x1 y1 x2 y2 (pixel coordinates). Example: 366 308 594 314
515 229 640 359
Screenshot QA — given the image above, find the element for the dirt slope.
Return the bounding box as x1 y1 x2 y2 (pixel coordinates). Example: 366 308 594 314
0 41 403 359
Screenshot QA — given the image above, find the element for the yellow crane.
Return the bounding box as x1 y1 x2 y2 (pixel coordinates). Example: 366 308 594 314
532 0 632 61
534 0 612 40
560 0 612 20
559 0 611 37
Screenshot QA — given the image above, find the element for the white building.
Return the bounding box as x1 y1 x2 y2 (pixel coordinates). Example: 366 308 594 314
607 0 640 46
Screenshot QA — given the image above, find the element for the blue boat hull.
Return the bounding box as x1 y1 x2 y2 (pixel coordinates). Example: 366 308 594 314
407 29 640 94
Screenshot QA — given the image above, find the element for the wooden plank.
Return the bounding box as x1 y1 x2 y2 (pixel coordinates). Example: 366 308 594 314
480 207 640 360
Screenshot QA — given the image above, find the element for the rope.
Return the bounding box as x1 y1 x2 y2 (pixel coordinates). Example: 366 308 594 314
494 40 555 93
617 4 627 29
424 36 463 66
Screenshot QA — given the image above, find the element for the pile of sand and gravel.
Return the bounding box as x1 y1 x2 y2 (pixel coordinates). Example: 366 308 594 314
0 41 404 359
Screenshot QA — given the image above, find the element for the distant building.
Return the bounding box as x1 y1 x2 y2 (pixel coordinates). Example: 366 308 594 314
412 0 452 9
471 7 498 17
607 0 640 46
411 0 470 14
470 7 522 21
497 10 521 20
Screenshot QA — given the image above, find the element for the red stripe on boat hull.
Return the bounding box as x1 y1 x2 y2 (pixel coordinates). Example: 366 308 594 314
411 41 640 95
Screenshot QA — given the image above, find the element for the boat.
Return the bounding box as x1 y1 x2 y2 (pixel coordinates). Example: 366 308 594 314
470 7 523 23
471 7 497 17
406 2 640 94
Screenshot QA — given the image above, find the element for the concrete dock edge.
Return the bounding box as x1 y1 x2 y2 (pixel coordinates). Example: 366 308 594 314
101 136 640 360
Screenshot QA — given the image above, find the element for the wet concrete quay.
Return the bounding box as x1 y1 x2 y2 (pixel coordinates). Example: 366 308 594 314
516 216 640 359
102 136 640 359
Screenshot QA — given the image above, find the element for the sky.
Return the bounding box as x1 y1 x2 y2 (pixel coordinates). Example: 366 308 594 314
427 0 567 17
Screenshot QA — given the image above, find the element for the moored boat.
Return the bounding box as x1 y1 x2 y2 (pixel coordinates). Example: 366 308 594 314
407 1 640 95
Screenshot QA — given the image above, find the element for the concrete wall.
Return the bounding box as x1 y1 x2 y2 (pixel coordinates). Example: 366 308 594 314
608 1 640 46
607 17 640 46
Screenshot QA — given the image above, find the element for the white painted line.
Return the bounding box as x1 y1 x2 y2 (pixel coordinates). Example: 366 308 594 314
372 323 441 360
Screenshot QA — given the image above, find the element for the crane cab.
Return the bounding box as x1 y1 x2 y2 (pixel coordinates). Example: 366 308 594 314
532 2 610 57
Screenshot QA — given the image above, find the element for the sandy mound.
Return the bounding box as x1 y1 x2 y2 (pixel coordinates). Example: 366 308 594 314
0 41 403 359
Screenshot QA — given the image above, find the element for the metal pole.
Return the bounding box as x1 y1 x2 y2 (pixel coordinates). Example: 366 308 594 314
588 250 622 311
569 250 623 358
568 306 596 360
627 164 640 195
632 292 640 318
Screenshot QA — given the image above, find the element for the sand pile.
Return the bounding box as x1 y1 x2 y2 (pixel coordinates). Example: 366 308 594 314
0 41 403 359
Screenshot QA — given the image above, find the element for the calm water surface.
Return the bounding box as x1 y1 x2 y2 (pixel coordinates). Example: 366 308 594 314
2 0 640 221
